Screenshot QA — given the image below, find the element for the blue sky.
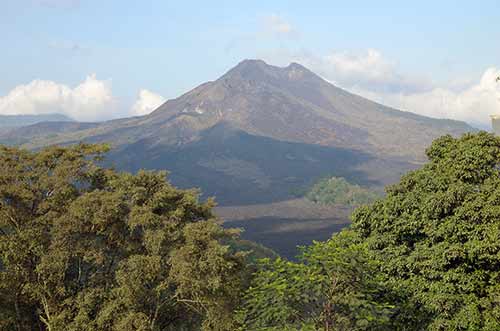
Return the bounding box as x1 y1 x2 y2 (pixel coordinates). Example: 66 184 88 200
1 0 500 126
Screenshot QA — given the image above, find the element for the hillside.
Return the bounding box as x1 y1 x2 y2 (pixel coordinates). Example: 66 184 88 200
0 113 72 128
0 114 75 141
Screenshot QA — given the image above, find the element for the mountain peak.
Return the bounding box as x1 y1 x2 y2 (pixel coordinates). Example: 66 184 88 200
234 59 307 70
219 59 322 86
236 58 268 67
286 62 306 70
231 59 308 74
223 59 272 77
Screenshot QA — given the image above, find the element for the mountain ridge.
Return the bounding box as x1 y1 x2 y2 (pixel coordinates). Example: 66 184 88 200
0 113 73 128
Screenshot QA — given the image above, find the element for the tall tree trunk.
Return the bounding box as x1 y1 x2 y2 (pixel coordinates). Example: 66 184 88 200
14 296 22 331
324 301 332 331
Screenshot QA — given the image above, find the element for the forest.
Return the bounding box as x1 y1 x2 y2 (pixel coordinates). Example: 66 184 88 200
1 132 499 331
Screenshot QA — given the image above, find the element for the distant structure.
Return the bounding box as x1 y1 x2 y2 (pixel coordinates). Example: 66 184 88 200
492 115 500 136
492 77 500 135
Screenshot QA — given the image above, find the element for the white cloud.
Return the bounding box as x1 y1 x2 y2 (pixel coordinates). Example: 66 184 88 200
262 48 431 94
321 49 432 94
261 14 299 39
0 75 117 122
356 68 500 128
0 75 168 122
131 89 166 116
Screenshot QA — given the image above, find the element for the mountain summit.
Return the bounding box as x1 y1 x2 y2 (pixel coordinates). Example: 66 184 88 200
145 59 472 160
2 60 474 204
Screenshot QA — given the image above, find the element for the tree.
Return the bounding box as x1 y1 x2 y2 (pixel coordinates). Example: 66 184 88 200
352 132 500 330
0 144 248 331
237 230 393 331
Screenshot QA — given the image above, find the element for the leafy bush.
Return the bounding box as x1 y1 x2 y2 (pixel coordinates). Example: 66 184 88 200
306 177 379 206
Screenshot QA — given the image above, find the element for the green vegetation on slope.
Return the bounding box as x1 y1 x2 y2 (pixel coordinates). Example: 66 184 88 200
228 239 279 263
306 176 380 206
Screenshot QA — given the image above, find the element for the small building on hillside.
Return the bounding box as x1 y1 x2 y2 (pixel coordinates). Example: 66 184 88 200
493 77 500 134
492 115 500 136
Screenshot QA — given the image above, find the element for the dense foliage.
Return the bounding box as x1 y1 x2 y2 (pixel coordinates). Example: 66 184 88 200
237 132 500 330
2 132 500 331
306 177 379 206
237 230 393 331
353 132 500 330
0 144 248 331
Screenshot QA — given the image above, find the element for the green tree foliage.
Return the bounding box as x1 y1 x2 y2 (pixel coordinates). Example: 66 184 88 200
306 177 379 206
352 132 500 330
3 133 500 331
0 144 248 331
227 239 279 263
237 230 393 331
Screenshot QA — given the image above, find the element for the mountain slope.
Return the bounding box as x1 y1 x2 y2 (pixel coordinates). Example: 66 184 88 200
145 59 472 161
4 60 475 205
0 113 72 128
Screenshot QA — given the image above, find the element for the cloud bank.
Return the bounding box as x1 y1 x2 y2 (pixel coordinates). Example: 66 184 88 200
317 49 432 94
0 75 116 122
359 68 500 128
0 76 166 122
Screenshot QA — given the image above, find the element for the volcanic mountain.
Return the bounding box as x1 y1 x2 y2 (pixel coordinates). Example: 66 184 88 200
2 59 474 205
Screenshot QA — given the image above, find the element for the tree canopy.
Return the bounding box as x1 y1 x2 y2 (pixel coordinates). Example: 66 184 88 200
238 132 500 330
0 144 248 331
352 132 500 330
237 230 393 331
2 132 500 331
